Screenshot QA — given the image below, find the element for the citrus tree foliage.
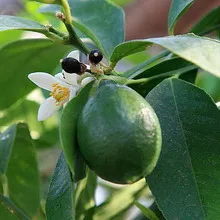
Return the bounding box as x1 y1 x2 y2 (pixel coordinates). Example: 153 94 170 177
0 0 220 219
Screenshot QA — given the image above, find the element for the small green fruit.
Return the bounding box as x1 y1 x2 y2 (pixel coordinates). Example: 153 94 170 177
77 80 162 184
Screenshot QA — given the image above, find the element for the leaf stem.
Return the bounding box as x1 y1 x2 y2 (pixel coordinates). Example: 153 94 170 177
60 0 72 24
59 0 90 54
64 23 90 54
125 65 197 85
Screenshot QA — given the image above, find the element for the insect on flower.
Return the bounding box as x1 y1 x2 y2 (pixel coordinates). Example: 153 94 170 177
28 50 95 121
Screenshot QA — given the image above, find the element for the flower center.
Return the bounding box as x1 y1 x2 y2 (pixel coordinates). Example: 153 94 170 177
50 83 70 106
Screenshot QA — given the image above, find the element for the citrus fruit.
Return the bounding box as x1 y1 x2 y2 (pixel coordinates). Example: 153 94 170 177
77 80 162 184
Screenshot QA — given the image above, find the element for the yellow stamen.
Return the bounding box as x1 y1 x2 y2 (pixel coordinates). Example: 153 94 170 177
50 83 70 106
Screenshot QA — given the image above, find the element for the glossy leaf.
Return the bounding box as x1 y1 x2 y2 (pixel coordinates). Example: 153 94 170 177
129 58 197 96
168 0 195 34
75 170 97 220
60 82 93 181
110 34 220 77
0 39 71 110
46 152 74 220
39 0 124 58
146 78 220 219
94 181 146 220
0 15 46 33
134 201 159 220
69 0 124 57
122 51 169 78
0 125 16 174
0 194 29 220
5 123 40 217
191 6 220 35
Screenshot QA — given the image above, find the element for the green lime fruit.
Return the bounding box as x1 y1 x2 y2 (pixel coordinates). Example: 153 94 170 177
77 80 162 184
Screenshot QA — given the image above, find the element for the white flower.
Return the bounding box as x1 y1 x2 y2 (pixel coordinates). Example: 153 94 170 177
28 50 95 121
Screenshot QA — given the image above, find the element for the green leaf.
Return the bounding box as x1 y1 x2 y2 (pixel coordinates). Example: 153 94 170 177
129 58 197 96
196 71 220 102
110 0 133 6
75 170 97 220
168 0 195 35
0 15 47 33
0 125 16 174
123 51 170 79
191 6 220 35
0 99 59 148
0 31 22 46
94 181 146 220
0 194 30 220
30 0 61 4
39 0 125 58
60 82 93 181
110 34 220 78
45 152 74 220
69 0 125 58
134 201 159 220
5 123 40 217
0 39 71 110
146 78 220 219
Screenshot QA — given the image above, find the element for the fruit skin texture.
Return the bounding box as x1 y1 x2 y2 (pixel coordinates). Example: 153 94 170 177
77 80 162 184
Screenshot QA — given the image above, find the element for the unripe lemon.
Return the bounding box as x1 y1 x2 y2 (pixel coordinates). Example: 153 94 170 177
77 80 162 184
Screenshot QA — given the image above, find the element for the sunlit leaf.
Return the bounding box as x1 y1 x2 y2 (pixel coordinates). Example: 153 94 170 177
0 15 47 33
111 34 220 78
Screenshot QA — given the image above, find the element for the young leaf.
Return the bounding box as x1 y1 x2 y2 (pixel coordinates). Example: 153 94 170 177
60 82 94 181
0 39 72 110
0 125 16 174
46 152 75 220
110 34 220 78
146 78 220 219
191 6 220 35
134 201 159 220
75 170 97 220
5 123 40 218
168 0 195 35
0 194 30 220
0 15 47 33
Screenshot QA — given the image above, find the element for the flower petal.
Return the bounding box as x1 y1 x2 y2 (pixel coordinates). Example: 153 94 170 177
55 72 80 87
81 77 95 87
67 50 80 60
38 97 60 121
69 87 77 100
28 72 61 91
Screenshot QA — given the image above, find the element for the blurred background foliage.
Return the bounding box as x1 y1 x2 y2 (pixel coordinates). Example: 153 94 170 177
0 0 219 219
